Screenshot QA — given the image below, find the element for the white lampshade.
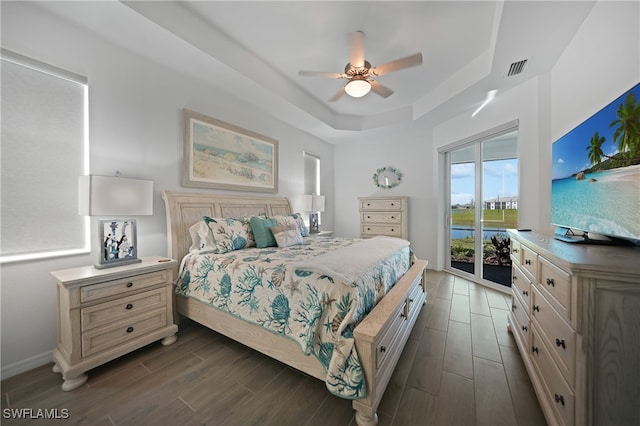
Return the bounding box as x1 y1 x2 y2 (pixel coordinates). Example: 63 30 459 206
303 194 325 212
344 78 371 98
78 175 154 216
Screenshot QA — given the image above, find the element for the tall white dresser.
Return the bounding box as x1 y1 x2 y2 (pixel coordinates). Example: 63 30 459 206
507 230 640 426
358 196 408 239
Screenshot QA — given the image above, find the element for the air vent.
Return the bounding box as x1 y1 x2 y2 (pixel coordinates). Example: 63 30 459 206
507 59 528 76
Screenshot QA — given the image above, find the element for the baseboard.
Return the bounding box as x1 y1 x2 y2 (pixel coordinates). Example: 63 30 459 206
1 350 52 381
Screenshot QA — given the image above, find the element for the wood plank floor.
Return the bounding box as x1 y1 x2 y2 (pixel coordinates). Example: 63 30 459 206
1 270 546 425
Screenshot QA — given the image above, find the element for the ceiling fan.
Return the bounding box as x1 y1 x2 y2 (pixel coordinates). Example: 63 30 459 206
298 31 423 101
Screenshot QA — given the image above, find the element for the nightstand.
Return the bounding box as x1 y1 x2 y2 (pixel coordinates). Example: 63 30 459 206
51 256 178 391
308 230 334 237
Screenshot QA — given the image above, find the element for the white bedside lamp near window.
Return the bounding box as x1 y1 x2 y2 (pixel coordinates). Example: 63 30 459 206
78 175 153 269
304 194 325 234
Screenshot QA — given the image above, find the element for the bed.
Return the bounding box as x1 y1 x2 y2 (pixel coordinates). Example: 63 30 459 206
162 191 428 425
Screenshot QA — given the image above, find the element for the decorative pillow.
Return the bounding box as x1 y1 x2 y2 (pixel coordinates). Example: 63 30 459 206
188 221 216 252
290 213 309 237
249 216 278 248
203 216 254 253
270 215 298 229
270 224 304 248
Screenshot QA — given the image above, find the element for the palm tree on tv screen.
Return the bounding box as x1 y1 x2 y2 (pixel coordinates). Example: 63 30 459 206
609 92 640 165
586 131 607 166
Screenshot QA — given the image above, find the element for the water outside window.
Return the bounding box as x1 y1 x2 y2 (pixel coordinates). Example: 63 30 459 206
448 130 518 287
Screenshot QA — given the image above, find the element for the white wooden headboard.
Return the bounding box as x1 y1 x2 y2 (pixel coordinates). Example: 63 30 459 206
162 191 293 262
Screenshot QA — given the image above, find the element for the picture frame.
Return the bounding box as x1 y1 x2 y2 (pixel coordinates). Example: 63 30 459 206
182 109 279 192
96 219 141 269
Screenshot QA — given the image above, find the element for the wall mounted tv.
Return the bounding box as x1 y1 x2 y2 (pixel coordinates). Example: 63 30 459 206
551 82 640 245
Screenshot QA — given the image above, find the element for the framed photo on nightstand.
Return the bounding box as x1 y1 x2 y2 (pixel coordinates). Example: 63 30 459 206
97 219 141 268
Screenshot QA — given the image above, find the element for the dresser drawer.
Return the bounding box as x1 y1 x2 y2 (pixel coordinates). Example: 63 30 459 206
521 245 538 280
537 256 571 321
81 288 167 331
361 212 402 224
361 225 403 237
531 286 575 386
80 270 170 303
512 291 530 345
360 199 403 211
82 308 168 357
511 263 531 309
510 239 522 264
531 325 575 426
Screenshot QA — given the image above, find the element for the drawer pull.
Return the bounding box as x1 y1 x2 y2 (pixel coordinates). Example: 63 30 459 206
522 325 528 332
380 346 387 353
513 248 519 253
126 326 134 333
367 203 371 206
546 278 555 287
390 203 395 206
126 282 133 288
512 275 517 281
525 259 531 265
532 346 539 354
391 216 395 219
533 305 540 312
555 338 566 349
522 290 528 297
367 215 371 219
367 228 371 231
391 229 395 232
125 303 133 310
554 393 565 406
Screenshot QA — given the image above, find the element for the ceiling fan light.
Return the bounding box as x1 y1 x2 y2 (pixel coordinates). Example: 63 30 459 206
345 79 371 98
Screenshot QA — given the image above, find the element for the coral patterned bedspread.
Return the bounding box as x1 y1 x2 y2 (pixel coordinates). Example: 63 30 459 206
175 237 411 399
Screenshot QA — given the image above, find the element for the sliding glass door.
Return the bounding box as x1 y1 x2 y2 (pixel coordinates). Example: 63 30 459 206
446 129 518 287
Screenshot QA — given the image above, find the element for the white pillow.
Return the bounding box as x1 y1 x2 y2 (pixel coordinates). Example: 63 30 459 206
270 224 303 247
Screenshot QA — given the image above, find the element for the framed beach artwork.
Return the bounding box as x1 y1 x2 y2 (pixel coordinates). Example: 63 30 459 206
182 109 278 192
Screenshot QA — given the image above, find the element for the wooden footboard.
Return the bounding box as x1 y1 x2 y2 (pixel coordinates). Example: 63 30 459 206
176 259 427 425
352 259 428 425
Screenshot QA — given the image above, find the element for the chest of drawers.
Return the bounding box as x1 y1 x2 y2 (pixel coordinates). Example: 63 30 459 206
51 256 178 391
507 230 640 426
358 196 408 239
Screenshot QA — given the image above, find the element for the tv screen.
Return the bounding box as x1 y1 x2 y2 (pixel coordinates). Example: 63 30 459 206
551 82 640 244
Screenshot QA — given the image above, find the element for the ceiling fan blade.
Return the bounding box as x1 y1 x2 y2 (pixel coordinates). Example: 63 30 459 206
370 80 394 98
298 70 346 79
371 53 423 76
349 31 365 68
328 86 346 102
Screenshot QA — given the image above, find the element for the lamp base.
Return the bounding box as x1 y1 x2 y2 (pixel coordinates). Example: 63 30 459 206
94 258 142 269
309 213 319 234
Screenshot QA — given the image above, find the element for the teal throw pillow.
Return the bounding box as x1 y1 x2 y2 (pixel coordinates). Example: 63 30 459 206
249 216 278 248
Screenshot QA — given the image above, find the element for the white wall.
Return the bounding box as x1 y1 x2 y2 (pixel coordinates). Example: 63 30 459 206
0 2 334 379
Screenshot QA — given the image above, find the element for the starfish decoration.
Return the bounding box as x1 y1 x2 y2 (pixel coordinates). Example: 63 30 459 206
229 261 242 275
321 295 337 308
285 277 302 297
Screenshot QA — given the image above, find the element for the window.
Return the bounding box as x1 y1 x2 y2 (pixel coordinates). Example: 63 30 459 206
1 49 89 263
303 152 321 223
440 122 519 288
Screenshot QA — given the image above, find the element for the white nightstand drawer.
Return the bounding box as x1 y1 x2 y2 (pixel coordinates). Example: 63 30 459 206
80 270 169 303
81 288 167 331
82 308 167 357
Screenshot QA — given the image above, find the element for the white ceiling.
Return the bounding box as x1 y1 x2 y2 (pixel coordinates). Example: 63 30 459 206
34 1 596 142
